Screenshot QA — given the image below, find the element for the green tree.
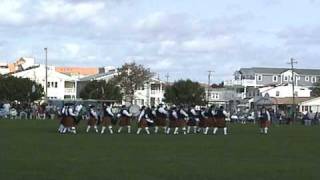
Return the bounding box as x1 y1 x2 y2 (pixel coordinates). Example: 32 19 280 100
164 79 206 106
310 82 320 97
112 62 154 103
0 75 43 102
79 80 122 101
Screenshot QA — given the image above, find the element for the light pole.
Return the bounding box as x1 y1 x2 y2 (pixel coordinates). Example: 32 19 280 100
44 48 48 100
207 70 214 106
287 58 298 123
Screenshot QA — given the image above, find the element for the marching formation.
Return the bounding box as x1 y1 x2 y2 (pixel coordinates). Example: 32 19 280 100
57 103 271 135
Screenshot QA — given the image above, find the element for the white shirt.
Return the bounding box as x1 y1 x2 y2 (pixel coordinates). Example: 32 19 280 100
106 107 114 117
68 107 76 116
190 109 197 116
138 110 145 122
258 111 271 121
180 109 189 117
122 109 132 117
172 111 178 119
90 109 98 119
158 107 168 115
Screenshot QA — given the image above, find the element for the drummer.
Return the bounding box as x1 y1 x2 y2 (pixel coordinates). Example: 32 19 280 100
117 105 132 133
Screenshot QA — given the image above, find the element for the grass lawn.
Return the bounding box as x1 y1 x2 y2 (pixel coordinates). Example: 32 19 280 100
0 119 319 180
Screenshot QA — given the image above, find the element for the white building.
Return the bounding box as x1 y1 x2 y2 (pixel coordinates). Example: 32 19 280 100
299 97 320 113
259 84 311 98
0 62 9 74
133 78 165 106
12 65 77 100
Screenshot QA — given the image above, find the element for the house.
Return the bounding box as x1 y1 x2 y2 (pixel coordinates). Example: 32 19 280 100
206 87 241 109
76 71 165 107
12 65 77 100
133 78 165 107
299 97 320 113
225 67 320 99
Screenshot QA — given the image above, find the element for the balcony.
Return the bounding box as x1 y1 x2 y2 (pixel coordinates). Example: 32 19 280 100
224 79 256 87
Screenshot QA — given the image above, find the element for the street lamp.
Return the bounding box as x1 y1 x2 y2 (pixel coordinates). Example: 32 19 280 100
44 48 48 100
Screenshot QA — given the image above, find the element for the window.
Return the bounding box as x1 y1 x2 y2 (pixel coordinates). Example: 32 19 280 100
311 76 316 83
55 82 58 88
294 91 298 96
273 75 278 82
284 76 288 81
257 74 263 81
305 76 309 81
51 82 54 87
47 82 50 88
276 91 280 97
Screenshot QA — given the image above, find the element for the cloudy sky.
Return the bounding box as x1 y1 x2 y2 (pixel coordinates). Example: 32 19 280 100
0 0 320 83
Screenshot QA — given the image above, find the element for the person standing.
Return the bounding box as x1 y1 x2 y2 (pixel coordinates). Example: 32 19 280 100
117 105 132 133
86 105 99 133
258 107 271 134
101 103 114 134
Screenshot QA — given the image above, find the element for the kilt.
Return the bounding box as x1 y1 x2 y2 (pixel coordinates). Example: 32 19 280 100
260 119 269 128
88 117 97 126
155 117 167 126
214 117 226 128
187 118 197 126
119 116 131 126
199 118 206 127
169 119 177 128
138 118 148 128
204 117 214 127
62 116 74 127
101 116 112 126
176 119 187 127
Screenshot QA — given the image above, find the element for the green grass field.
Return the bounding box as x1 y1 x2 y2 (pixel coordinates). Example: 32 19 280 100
0 119 319 180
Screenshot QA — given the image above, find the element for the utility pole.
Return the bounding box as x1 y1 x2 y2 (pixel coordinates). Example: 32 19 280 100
207 70 214 106
165 73 170 84
287 58 298 123
44 47 48 100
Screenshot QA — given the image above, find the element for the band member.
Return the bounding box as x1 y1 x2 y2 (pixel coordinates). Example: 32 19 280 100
258 107 271 134
154 104 168 133
59 103 77 134
198 107 208 133
101 103 114 134
117 105 132 133
58 104 67 133
177 106 188 135
137 106 153 135
213 106 228 135
166 105 178 134
86 105 99 133
187 105 199 134
204 105 215 135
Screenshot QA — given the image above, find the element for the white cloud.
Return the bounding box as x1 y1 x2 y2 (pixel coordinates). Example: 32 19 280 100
0 0 25 25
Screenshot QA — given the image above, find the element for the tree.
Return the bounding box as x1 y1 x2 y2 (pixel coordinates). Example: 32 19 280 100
79 80 122 101
164 79 206 106
112 62 154 103
310 82 320 97
0 75 43 102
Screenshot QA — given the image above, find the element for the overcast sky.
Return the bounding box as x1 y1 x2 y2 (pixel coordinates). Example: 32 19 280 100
0 0 320 83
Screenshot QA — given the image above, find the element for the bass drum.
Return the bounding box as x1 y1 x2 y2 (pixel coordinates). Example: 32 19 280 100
129 105 140 117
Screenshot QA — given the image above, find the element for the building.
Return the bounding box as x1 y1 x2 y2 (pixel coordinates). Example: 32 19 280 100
206 86 241 110
299 97 320 113
12 65 77 100
0 62 10 74
225 67 320 99
55 67 99 78
133 78 165 106
76 71 165 106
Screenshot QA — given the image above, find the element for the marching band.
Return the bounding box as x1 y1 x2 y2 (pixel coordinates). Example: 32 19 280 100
57 103 272 135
